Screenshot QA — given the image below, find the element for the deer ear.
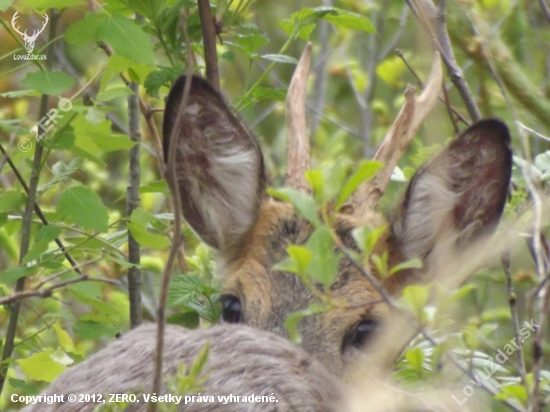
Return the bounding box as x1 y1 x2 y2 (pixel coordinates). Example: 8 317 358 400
163 76 266 250
392 119 512 275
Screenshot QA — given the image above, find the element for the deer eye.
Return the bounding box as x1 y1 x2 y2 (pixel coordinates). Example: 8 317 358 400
220 295 242 324
342 319 379 352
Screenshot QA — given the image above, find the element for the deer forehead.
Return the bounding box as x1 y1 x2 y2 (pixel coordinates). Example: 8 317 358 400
219 199 391 328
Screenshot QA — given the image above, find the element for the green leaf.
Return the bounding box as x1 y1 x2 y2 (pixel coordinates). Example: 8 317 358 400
284 303 326 344
371 252 389 278
376 56 406 87
495 384 528 403
405 346 424 376
267 188 320 226
8 378 38 395
73 320 119 339
335 160 383 210
448 284 476 303
18 350 66 382
261 54 298 64
73 116 136 152
305 170 324 203
35 225 62 243
144 67 183 98
21 71 75 96
168 274 214 307
249 87 285 103
289 245 313 275
321 7 375 33
0 190 26 213
0 0 12 12
96 15 155 65
390 258 423 274
402 285 428 318
139 180 169 194
56 186 109 232
0 266 37 283
26 0 85 9
127 222 170 250
306 227 338 286
96 86 134 102
481 308 512 322
233 32 268 58
322 161 351 202
352 225 387 256
0 89 37 98
189 342 210 379
64 13 105 46
167 311 200 328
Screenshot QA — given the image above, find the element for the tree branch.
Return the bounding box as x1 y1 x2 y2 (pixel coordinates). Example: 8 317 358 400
198 0 220 91
409 0 482 121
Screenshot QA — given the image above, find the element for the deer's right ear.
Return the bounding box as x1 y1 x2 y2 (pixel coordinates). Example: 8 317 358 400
391 119 512 279
162 76 266 250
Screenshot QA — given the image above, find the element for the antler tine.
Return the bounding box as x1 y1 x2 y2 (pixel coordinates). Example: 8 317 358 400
11 12 26 36
351 50 442 215
285 43 312 192
30 13 49 40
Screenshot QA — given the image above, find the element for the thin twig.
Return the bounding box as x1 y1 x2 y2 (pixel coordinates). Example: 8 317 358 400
538 0 550 24
516 121 550 143
360 0 389 157
501 252 527 387
395 49 469 126
0 276 116 306
127 32 143 328
409 0 482 121
419 327 527 412
197 0 220 91
148 17 193 412
310 0 332 138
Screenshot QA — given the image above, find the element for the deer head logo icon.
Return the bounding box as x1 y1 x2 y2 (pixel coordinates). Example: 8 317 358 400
11 12 49 54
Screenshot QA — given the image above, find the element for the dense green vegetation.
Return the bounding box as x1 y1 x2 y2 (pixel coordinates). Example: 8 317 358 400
0 0 549 410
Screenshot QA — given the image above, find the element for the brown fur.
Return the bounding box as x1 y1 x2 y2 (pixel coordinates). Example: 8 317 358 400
162 76 512 376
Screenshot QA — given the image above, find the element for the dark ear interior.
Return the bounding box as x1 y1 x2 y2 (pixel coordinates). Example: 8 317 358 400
392 118 512 269
162 76 266 250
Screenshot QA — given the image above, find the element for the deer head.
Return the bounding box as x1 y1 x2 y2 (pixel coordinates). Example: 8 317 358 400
12 12 49 54
162 48 513 375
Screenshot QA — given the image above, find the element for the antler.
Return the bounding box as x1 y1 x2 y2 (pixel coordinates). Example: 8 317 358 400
351 50 442 215
285 43 312 192
11 12 27 37
29 13 49 40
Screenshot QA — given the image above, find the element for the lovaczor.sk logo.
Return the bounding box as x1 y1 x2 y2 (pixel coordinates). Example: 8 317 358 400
12 12 48 60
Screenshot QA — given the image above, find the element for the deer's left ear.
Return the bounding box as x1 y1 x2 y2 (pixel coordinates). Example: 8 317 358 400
162 76 266 251
391 119 512 274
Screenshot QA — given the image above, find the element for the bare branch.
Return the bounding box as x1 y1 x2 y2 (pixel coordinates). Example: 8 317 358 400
285 43 312 193
410 0 482 121
351 51 442 213
127 62 142 329
148 17 193 412
0 272 116 306
198 0 220 91
501 252 527 387
539 0 550 24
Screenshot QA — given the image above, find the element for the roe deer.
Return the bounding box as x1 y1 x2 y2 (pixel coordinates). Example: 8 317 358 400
21 47 512 411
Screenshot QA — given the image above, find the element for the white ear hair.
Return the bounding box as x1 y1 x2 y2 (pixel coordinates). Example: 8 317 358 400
163 77 266 250
393 119 512 275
